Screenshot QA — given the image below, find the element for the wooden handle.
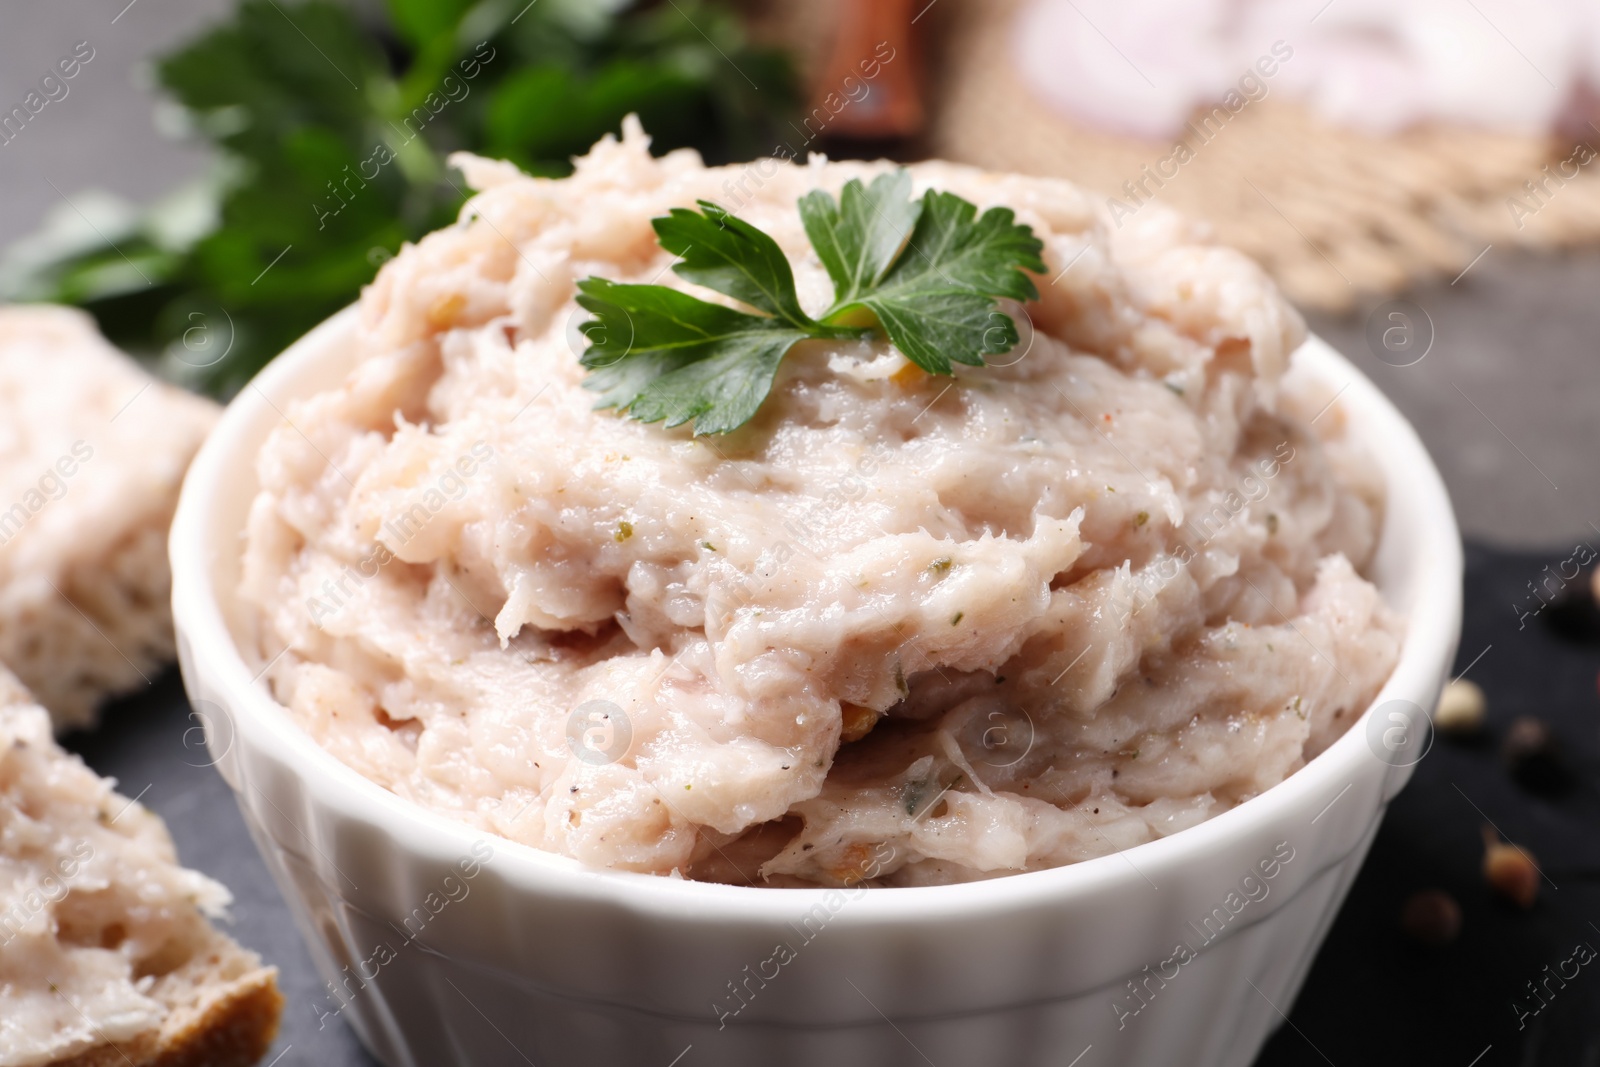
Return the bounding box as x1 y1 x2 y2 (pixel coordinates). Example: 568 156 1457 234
809 0 925 141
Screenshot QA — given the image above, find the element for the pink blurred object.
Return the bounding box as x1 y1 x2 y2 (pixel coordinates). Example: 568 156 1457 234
1014 0 1237 138
1015 0 1591 138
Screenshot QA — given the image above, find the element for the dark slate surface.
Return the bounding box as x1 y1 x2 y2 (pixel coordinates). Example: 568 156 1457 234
64 541 1600 1067
1255 541 1600 1067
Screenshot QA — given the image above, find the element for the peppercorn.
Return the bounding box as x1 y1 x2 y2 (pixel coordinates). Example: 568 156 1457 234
1543 567 1600 639
1482 828 1540 909
1502 716 1570 796
1400 889 1462 947
1434 679 1485 737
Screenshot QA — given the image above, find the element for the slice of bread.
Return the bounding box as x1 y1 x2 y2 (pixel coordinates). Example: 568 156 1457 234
0 666 282 1067
0 305 218 731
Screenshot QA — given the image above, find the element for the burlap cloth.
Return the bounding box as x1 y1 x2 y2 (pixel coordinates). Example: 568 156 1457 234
748 0 1600 311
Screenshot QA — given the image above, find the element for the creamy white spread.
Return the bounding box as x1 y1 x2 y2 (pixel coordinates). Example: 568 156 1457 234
0 306 218 729
240 119 1399 887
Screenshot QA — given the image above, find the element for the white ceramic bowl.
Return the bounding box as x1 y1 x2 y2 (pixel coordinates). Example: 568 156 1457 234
171 306 1461 1067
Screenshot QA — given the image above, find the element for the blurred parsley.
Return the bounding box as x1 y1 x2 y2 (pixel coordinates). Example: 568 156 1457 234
0 0 796 395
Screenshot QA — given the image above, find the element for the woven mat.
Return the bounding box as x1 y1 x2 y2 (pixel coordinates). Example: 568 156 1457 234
750 0 1600 311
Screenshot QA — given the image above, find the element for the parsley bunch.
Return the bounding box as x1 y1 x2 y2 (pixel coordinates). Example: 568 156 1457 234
576 170 1047 435
0 0 793 396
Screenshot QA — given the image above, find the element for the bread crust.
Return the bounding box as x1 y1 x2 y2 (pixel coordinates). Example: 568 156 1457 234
148 962 284 1067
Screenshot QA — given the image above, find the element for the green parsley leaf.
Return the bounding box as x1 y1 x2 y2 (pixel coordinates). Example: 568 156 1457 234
575 278 813 433
833 189 1046 374
620 334 810 435
654 200 816 329
577 169 1045 434
799 169 919 307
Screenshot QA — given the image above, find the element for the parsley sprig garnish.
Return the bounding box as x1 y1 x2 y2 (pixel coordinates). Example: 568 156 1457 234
575 170 1046 435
